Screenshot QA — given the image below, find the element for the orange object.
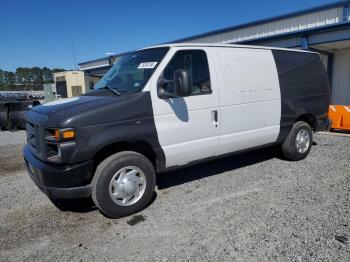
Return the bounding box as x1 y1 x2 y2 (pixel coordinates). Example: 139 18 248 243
62 130 75 140
328 105 350 131
51 128 75 141
54 129 60 140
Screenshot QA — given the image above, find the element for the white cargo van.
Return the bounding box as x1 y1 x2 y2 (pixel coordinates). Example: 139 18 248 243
24 44 330 218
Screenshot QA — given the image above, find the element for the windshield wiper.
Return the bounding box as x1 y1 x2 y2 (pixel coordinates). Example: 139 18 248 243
101 85 121 96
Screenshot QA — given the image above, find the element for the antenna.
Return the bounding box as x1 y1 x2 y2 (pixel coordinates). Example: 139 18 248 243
72 42 78 88
72 42 77 71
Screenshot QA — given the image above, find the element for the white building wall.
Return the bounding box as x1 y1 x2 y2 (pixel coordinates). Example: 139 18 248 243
54 71 86 98
331 48 350 105
187 7 343 44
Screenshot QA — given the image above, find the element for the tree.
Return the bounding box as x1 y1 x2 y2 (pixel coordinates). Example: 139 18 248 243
52 68 66 74
0 67 67 91
16 67 31 86
31 67 43 90
0 69 4 88
5 71 15 85
42 67 53 83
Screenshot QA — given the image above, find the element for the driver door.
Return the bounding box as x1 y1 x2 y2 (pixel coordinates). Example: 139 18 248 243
149 47 220 168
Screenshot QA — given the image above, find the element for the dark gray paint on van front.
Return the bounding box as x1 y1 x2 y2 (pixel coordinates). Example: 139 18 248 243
27 91 166 170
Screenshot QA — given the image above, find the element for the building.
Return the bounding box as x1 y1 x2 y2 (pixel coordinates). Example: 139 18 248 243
53 71 99 98
78 1 350 105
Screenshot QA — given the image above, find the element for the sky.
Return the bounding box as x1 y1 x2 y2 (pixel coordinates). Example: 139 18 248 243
0 0 339 71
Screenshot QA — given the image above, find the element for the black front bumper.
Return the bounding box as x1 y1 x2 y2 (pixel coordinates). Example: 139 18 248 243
23 144 93 199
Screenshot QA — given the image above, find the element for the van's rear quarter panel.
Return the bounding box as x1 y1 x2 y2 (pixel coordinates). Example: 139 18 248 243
272 50 330 142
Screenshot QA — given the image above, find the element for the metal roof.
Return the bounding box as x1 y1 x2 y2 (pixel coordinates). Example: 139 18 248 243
171 1 350 43
141 43 316 53
79 1 349 69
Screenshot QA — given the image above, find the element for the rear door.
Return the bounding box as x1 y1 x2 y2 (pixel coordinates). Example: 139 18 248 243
150 47 220 168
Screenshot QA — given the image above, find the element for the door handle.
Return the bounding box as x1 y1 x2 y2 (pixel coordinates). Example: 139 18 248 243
212 110 218 127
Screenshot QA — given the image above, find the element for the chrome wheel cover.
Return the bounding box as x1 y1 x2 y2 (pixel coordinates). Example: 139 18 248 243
108 166 146 206
295 129 310 154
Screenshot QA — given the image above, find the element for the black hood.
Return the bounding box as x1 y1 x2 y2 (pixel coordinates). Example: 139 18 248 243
30 92 154 127
32 95 111 115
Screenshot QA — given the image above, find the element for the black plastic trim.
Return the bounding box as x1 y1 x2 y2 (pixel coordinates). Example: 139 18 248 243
23 144 93 191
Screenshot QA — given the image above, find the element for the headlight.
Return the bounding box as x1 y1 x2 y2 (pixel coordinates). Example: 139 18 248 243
46 128 76 142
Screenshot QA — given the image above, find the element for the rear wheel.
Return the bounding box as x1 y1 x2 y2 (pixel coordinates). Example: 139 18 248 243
92 151 156 218
282 121 313 161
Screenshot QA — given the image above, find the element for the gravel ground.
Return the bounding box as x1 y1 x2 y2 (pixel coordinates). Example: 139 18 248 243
0 131 349 261
0 131 27 175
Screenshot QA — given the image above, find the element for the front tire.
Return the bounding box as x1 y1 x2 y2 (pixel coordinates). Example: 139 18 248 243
91 151 156 218
282 121 313 161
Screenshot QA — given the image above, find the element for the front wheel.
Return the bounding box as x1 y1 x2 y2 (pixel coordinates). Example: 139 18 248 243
282 121 313 161
91 151 156 218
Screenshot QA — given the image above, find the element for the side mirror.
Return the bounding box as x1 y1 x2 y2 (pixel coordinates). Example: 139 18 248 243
157 69 191 99
157 78 175 99
173 69 191 97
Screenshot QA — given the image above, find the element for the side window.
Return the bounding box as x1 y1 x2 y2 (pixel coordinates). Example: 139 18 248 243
162 50 211 95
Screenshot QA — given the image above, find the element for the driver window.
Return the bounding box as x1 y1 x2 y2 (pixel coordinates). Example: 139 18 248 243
162 50 211 96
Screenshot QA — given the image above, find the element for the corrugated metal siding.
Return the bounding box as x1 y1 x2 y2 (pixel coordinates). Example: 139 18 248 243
258 38 301 48
187 7 343 44
331 48 350 105
79 59 109 70
308 27 350 45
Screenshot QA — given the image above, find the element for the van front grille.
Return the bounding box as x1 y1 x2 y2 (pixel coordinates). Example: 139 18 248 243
26 121 41 154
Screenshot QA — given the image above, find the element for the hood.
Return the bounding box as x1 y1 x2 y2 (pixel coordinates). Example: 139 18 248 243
30 92 153 127
33 96 111 115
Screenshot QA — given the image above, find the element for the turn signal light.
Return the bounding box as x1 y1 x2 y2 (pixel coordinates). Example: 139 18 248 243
52 129 75 141
62 130 75 140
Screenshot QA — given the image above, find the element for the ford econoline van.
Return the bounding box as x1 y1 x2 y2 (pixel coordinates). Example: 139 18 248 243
23 44 331 218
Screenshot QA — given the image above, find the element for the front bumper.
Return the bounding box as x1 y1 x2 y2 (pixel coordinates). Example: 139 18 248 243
23 144 93 199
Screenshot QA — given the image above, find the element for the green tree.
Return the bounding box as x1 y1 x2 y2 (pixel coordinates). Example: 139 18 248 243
31 67 43 90
5 71 15 85
0 67 67 91
52 68 66 74
42 67 53 83
16 67 31 86
0 69 4 88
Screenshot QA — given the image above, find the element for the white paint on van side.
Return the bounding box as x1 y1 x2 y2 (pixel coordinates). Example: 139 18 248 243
149 46 281 168
214 48 281 155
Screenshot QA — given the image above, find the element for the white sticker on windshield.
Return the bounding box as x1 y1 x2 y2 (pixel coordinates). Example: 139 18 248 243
137 62 158 69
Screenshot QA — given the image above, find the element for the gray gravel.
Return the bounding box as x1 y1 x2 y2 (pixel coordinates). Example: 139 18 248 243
0 130 27 146
0 131 27 176
0 131 349 261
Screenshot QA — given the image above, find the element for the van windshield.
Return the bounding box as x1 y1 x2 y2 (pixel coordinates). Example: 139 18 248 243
94 47 169 93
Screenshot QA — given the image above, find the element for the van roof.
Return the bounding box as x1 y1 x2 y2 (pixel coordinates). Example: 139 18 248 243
141 43 317 54
78 43 317 68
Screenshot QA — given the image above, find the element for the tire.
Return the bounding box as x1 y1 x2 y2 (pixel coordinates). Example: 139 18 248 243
91 151 156 218
282 121 313 161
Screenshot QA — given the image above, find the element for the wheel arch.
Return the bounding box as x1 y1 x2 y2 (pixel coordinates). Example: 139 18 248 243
296 113 317 131
92 140 161 173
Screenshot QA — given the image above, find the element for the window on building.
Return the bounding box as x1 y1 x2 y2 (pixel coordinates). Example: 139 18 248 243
71 86 82 96
55 76 66 82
